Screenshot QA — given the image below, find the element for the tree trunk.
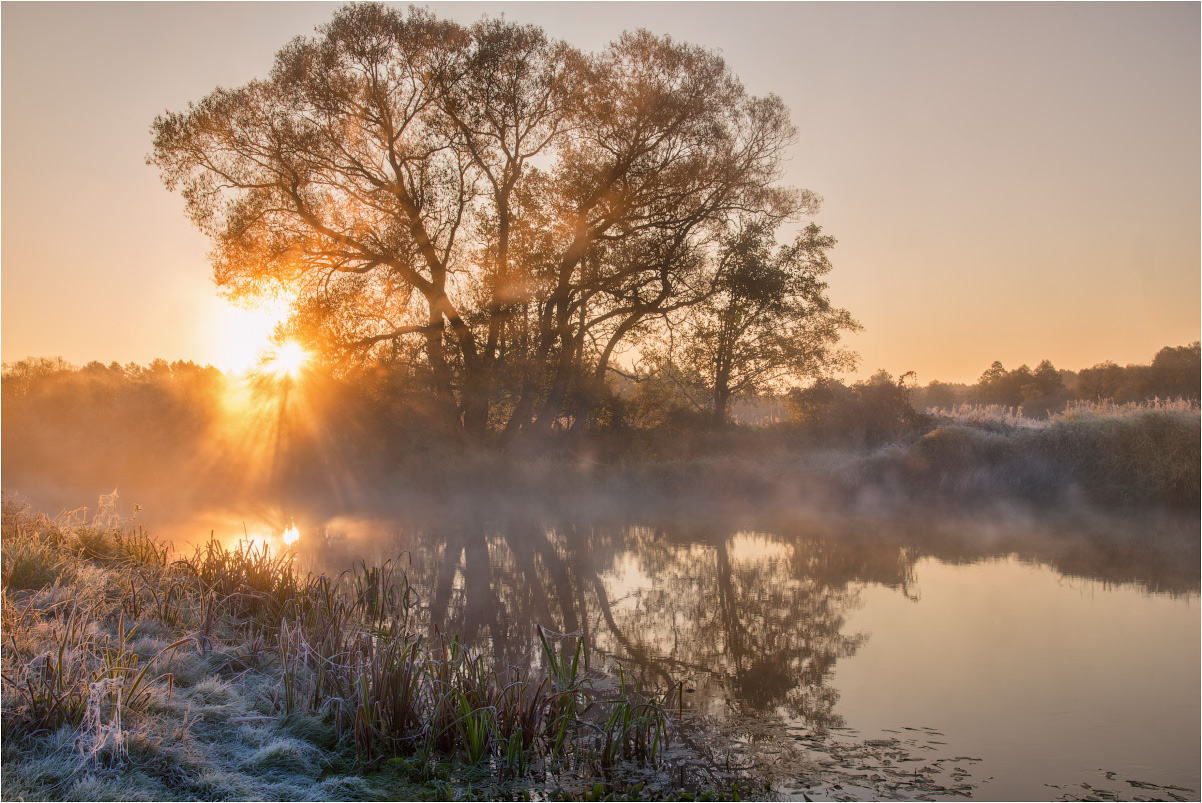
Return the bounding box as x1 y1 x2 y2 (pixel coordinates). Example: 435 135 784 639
713 355 733 427
529 324 579 435
424 320 462 434
713 388 731 427
569 313 643 437
460 368 490 438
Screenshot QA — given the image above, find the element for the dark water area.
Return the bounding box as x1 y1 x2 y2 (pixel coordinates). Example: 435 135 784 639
9 483 1200 800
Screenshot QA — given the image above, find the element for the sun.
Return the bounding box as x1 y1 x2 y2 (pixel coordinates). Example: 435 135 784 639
209 298 291 373
267 342 308 378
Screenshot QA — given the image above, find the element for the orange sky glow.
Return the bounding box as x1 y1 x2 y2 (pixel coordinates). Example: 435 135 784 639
2 2 1198 384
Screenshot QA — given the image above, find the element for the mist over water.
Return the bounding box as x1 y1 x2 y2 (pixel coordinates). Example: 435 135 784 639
10 477 1193 800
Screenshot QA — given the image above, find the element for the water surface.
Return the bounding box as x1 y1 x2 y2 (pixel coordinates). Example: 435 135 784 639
150 501 1199 800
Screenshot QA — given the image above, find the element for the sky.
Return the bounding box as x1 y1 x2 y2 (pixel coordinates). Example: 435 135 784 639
2 2 1198 384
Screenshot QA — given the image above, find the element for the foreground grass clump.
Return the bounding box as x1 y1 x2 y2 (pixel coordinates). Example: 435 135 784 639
0 499 680 801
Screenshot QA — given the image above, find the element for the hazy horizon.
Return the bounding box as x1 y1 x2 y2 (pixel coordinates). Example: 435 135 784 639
3 2 1199 385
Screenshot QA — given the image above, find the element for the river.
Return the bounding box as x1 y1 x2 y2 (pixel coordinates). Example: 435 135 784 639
145 499 1199 801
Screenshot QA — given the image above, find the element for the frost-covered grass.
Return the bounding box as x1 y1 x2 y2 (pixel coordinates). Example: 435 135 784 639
865 399 1201 507
0 499 682 801
927 398 1199 430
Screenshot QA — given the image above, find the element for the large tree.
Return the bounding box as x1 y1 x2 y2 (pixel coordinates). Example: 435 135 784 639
151 4 803 440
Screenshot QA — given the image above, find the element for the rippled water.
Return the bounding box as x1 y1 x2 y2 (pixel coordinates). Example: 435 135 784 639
151 501 1199 800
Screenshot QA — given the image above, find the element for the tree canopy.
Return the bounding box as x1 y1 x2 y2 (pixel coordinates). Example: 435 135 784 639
654 221 858 425
151 4 834 440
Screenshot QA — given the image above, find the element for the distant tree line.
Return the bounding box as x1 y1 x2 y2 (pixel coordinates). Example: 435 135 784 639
3 342 1195 472
0 357 225 399
5 340 1197 513
908 342 1200 416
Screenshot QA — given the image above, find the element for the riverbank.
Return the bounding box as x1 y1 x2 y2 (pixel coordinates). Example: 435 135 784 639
0 502 753 802
348 399 1201 516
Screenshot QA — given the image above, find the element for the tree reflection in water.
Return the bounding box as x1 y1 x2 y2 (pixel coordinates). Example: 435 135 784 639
240 504 1195 735
334 515 920 731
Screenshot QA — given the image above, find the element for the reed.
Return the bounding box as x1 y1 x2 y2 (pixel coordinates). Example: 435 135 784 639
1 498 679 800
928 397 1200 430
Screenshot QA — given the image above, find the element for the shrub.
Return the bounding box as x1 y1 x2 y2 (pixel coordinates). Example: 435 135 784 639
786 371 929 446
894 403 1200 506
